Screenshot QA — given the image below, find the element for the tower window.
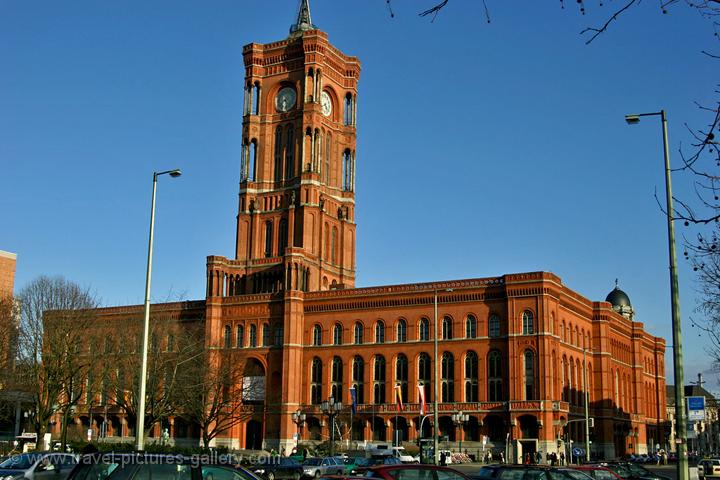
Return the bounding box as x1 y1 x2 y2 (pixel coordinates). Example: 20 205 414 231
488 350 502 401
223 325 231 348
418 353 431 401
465 351 479 402
249 324 257 347
396 354 408 403
522 310 534 335
313 324 322 346
274 126 283 182
248 139 257 181
262 323 270 347
325 133 331 185
252 82 260 115
352 356 365 404
342 150 352 191
264 220 273 258
236 325 244 348
524 350 536 400
331 227 338 264
285 125 295 179
279 219 288 253
274 325 283 346
344 93 354 126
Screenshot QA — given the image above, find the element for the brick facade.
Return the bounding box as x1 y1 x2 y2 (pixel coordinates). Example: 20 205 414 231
0 250 17 299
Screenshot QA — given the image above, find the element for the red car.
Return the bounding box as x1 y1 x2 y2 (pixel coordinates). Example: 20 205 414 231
364 464 470 480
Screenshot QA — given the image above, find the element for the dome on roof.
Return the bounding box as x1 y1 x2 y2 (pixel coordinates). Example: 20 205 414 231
606 286 632 308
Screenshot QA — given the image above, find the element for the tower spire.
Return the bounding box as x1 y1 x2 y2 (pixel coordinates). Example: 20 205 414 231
290 0 315 36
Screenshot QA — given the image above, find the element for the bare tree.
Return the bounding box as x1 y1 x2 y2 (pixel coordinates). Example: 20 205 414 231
103 316 202 440
14 276 98 443
176 350 259 448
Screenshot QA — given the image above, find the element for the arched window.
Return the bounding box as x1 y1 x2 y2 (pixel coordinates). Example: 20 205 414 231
311 358 323 404
331 226 338 264
223 325 231 348
489 314 500 338
285 125 295 179
279 219 288 254
418 353 432 401
251 82 260 115
374 355 386 404
344 93 353 126
312 324 322 346
354 322 363 344
396 354 409 403
397 319 407 342
465 351 479 402
441 352 455 402
524 350 536 400
248 139 257 181
249 324 257 347
332 356 343 400
274 325 283 346
353 356 365 404
419 318 430 341
264 220 273 258
236 325 244 348
522 310 534 335
262 323 270 346
375 320 385 344
274 126 283 181
325 132 331 185
343 150 352 191
488 351 502 401
561 321 566 342
442 316 453 340
333 323 343 345
466 315 477 339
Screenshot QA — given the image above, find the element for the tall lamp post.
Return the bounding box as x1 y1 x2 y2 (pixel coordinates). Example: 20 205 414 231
321 397 342 457
136 168 182 450
625 110 687 480
433 288 452 466
292 409 306 449
451 411 469 454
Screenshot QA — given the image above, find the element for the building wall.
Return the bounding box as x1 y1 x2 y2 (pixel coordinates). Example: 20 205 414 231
0 250 17 299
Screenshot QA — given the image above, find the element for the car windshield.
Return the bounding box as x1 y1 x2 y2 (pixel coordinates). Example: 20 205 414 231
562 471 594 480
604 466 631 478
304 459 322 466
0 454 34 470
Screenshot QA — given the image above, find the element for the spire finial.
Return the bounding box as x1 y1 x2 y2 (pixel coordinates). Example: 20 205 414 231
614 278 619 289
290 0 315 36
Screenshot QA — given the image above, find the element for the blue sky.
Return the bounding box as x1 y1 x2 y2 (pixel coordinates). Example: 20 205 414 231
1 1 718 390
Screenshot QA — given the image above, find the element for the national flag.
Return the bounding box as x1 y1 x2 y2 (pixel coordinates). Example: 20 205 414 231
395 384 403 412
418 383 426 416
350 386 357 414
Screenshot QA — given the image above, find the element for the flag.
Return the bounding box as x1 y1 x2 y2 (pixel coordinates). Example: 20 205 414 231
395 384 403 412
418 383 426 416
350 386 357 414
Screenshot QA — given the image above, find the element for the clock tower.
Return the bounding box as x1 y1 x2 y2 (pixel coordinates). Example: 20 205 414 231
206 0 360 297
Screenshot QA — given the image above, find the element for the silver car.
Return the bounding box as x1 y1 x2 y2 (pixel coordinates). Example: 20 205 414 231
0 453 78 480
301 458 343 478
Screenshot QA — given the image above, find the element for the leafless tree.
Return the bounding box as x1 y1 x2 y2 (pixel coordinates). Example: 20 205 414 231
14 276 98 443
102 316 202 440
176 350 260 448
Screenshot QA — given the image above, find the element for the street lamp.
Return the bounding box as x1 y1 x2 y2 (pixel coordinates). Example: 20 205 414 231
433 287 452 466
136 168 182 450
451 411 469 453
321 397 342 457
625 110 687 480
292 409 306 448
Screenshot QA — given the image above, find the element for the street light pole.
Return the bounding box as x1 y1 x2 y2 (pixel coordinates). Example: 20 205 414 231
321 397 342 457
292 409 306 449
136 168 182 450
452 411 469 454
433 288 452 465
625 110 687 480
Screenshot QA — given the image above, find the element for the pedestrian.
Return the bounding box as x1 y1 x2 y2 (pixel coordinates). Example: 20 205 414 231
560 452 565 466
499 452 504 464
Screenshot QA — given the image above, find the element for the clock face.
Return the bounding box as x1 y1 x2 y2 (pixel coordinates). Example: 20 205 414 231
275 87 296 113
321 91 332 117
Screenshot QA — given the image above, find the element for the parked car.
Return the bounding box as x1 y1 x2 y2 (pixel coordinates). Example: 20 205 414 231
252 457 303 480
698 458 720 480
302 458 344 478
468 464 504 480
473 465 591 480
65 452 260 480
565 466 622 480
594 463 671 480
364 464 470 480
0 452 78 480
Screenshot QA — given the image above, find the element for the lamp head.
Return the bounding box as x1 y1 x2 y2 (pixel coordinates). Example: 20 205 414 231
625 114 641 125
169 169 182 178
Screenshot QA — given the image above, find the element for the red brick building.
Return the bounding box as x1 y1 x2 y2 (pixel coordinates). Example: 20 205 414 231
69 2 667 460
0 250 17 300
